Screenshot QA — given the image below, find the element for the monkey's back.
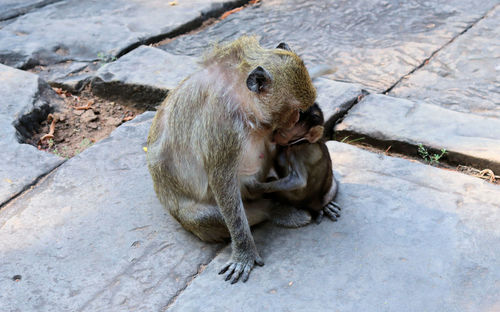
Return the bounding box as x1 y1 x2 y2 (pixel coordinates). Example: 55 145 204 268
274 142 333 213
146 69 246 214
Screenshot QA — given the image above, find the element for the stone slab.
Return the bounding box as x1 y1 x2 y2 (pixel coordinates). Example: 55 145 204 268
390 5 500 118
335 94 500 173
92 46 199 109
31 61 98 93
0 0 248 69
0 0 61 21
0 64 64 206
159 0 498 92
168 141 500 312
0 112 221 311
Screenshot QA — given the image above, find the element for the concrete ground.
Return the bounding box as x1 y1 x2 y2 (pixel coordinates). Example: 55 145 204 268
0 1 499 311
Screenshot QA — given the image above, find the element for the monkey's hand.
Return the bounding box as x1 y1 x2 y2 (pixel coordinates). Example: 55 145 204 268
219 247 264 284
316 201 341 224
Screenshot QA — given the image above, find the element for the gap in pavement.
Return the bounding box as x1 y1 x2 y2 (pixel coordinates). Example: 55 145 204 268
332 132 500 185
383 4 499 94
23 84 146 160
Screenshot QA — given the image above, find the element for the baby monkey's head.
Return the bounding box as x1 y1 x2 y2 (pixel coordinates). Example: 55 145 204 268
273 103 324 146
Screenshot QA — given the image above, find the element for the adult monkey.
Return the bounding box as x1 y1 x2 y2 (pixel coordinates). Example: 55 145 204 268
147 37 316 283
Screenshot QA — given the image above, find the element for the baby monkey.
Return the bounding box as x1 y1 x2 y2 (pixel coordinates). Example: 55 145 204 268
253 103 341 223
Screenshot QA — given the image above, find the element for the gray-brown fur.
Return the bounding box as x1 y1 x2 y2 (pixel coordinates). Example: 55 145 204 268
146 36 316 284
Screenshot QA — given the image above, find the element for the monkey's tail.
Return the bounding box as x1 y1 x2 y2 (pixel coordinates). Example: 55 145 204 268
308 64 337 80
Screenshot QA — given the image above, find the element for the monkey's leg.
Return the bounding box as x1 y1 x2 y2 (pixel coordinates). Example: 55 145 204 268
176 199 271 243
316 201 341 224
270 203 312 228
317 170 341 224
175 200 229 243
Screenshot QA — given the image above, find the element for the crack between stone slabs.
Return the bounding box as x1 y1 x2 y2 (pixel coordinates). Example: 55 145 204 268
116 0 251 58
160 244 227 311
76 242 161 312
324 90 369 139
383 3 500 95
0 159 65 218
0 0 64 22
333 129 500 185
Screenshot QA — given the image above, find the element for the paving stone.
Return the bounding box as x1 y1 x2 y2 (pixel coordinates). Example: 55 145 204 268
0 0 248 69
159 0 498 92
92 46 199 109
0 112 221 311
168 141 500 312
32 61 98 93
335 94 500 173
0 64 64 206
390 5 500 118
0 0 61 21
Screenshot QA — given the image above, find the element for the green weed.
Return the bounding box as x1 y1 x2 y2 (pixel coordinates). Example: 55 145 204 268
417 143 447 165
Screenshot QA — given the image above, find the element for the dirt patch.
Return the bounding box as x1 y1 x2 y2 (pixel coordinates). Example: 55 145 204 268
28 85 144 158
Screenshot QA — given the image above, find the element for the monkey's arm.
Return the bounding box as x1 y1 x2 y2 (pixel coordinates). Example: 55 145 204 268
248 158 308 194
208 135 264 284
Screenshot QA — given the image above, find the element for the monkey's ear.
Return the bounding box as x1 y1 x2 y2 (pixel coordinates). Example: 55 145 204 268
305 126 324 143
276 42 292 51
247 66 272 93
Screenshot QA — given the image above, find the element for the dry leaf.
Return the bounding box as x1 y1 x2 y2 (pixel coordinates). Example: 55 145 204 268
220 7 243 19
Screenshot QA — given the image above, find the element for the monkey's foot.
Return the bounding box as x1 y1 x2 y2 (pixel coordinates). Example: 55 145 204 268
271 205 312 228
219 254 264 284
316 201 341 224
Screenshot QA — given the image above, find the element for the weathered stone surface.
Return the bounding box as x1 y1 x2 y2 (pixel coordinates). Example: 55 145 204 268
0 0 248 69
335 94 500 173
314 77 366 137
32 61 98 93
91 45 365 113
0 64 64 206
169 141 500 312
92 46 199 109
0 0 61 21
159 0 498 92
0 112 221 311
391 5 500 118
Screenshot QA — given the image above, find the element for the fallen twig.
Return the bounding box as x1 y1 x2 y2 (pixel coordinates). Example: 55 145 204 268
74 99 94 110
38 114 59 144
457 165 499 183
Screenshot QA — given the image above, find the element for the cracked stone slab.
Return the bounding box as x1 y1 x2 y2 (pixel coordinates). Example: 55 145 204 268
0 112 221 311
0 0 61 21
92 46 199 109
168 141 500 312
390 5 500 118
335 94 500 173
314 77 366 137
159 0 498 92
31 61 100 93
0 0 248 69
0 64 64 206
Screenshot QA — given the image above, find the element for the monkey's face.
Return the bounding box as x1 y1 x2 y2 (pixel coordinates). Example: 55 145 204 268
273 103 325 146
245 43 316 131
